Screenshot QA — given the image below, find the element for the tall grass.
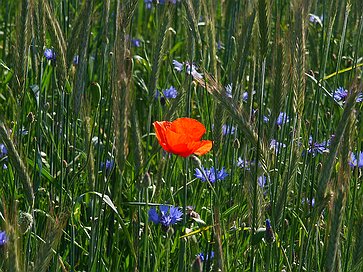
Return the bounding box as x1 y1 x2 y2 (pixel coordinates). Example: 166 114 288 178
0 0 363 271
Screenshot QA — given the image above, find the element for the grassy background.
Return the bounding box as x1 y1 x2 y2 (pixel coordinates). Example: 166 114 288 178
0 0 363 271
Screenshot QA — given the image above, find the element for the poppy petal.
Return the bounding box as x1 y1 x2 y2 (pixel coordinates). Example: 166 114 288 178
153 121 172 152
193 140 213 156
170 118 206 141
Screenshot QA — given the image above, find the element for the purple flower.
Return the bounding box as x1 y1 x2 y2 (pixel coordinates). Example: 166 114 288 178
309 14 323 26
0 143 8 169
334 87 348 102
356 93 363 102
302 197 315 207
0 231 7 246
131 38 141 47
222 124 236 135
172 60 184 72
44 48 56 61
349 151 363 168
161 86 178 99
101 159 114 172
195 166 228 183
172 60 203 79
306 136 329 156
73 55 79 65
263 116 270 123
257 175 266 188
333 87 362 103
144 0 152 9
197 251 214 262
225 84 232 98
270 139 286 154
148 205 183 227
242 91 249 102
276 112 289 126
237 158 250 170
0 143 7 157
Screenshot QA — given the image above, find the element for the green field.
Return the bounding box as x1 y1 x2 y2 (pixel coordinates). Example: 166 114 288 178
0 0 363 271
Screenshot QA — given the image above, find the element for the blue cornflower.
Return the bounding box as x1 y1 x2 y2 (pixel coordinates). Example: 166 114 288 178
258 175 266 188
276 112 289 126
197 251 214 262
242 91 249 102
270 139 286 154
333 87 348 102
0 143 7 157
0 231 7 246
160 86 178 99
101 159 114 172
172 60 203 79
195 166 228 183
225 84 232 98
148 205 183 227
131 38 141 47
309 14 323 26
144 0 153 9
332 87 362 103
263 115 270 123
172 60 183 72
349 151 363 168
356 93 363 102
44 48 56 61
302 197 315 207
306 136 329 156
0 143 8 169
237 158 250 170
222 124 236 135
73 55 79 65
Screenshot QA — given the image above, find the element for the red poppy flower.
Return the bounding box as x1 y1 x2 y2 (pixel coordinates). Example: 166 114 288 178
153 117 212 157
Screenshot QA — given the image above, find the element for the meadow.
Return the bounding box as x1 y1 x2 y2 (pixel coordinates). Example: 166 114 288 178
0 0 363 271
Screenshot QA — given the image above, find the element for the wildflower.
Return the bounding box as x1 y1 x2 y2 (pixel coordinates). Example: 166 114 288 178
153 118 212 157
263 115 269 123
131 38 141 47
44 48 56 61
148 205 183 228
270 139 286 154
155 86 178 100
225 84 232 98
0 143 8 169
0 231 7 246
237 158 250 170
333 87 348 102
0 143 7 157
265 219 275 243
333 87 362 103
144 0 152 9
222 124 236 135
101 159 114 172
306 136 329 156
309 14 323 26
73 55 79 65
257 175 266 188
172 60 184 72
242 91 249 102
302 197 315 207
276 112 289 126
196 251 214 262
349 151 363 168
172 59 203 79
194 166 228 183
